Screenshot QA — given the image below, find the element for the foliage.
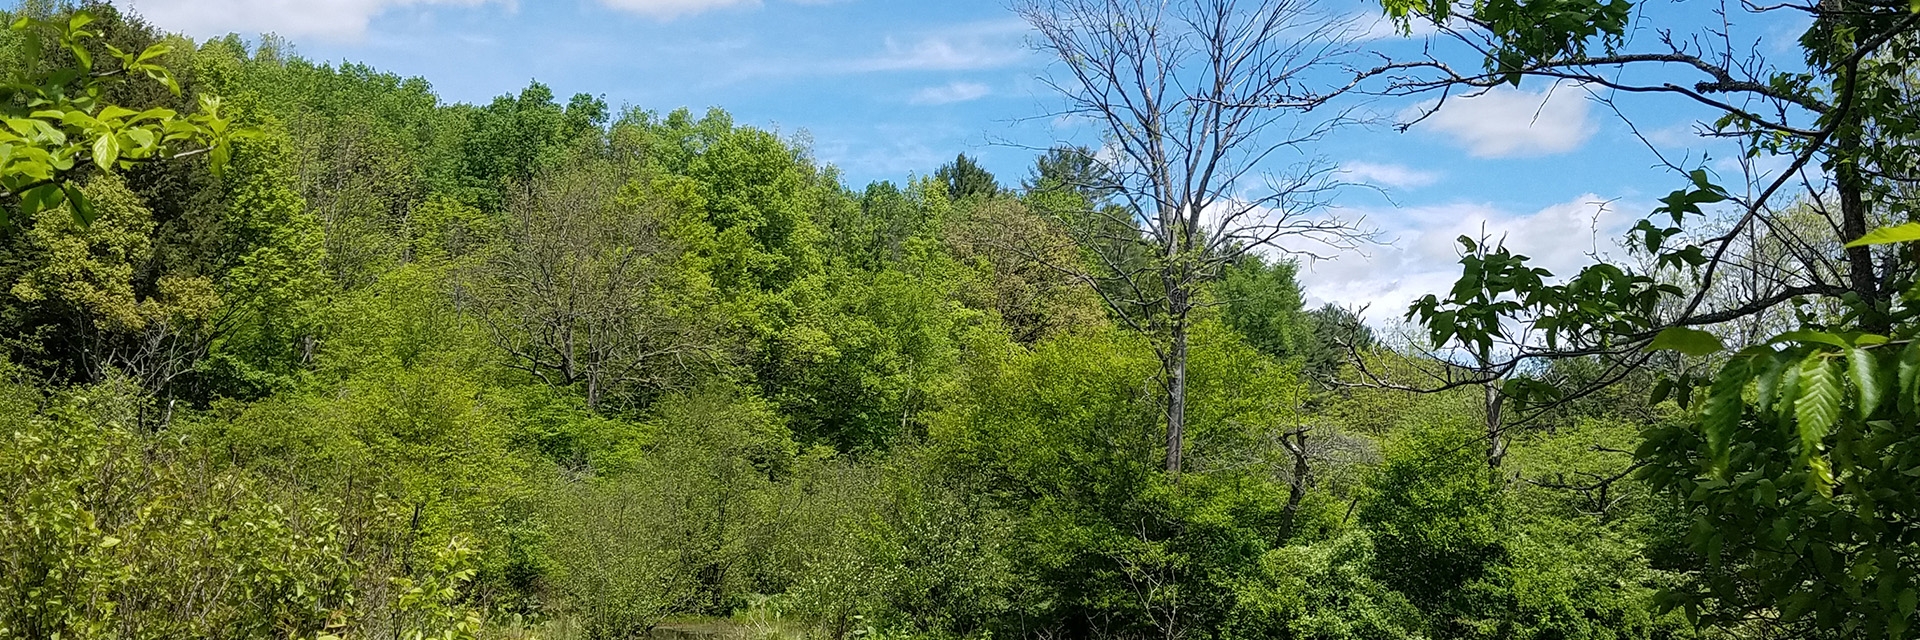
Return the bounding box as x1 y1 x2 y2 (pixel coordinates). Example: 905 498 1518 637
1377 0 1920 636
0 4 1785 639
0 8 242 227
935 153 998 202
0 370 489 640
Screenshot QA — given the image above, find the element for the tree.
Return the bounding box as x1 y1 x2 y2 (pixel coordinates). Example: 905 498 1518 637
0 9 240 228
1300 303 1374 383
0 6 253 412
945 196 1105 344
1018 0 1373 472
1025 145 1114 204
1370 0 1920 634
1218 255 1310 362
934 153 998 201
480 154 718 412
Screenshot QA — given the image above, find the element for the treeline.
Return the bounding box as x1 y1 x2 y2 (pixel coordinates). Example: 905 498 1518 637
1 4 1699 640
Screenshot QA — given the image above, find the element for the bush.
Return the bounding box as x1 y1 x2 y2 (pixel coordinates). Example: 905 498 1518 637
0 372 488 640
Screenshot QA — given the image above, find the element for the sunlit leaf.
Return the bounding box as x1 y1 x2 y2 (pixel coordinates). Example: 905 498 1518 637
91 133 117 170
1649 326 1725 356
1795 354 1841 494
1846 223 1920 248
1901 341 1920 416
1847 347 1883 419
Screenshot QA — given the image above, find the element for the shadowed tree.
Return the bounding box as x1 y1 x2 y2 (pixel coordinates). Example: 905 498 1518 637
1025 145 1115 204
935 153 999 201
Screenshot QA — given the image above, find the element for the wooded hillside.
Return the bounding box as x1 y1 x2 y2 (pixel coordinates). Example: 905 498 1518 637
7 1 1920 639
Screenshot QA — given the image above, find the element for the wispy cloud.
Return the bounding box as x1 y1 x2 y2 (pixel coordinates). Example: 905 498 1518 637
910 81 992 105
705 19 1032 87
1411 83 1597 158
597 0 846 19
598 0 756 19
115 0 500 41
1341 161 1439 189
845 20 1030 72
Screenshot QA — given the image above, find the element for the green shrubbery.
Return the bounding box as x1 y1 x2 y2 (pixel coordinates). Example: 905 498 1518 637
0 4 1714 639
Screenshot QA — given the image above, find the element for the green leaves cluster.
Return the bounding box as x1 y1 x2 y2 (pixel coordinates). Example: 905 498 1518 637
1639 333 1920 636
1408 233 1679 370
0 10 243 227
1380 0 1632 84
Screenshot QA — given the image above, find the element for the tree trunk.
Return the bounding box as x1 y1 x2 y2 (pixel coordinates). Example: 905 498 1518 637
1278 429 1312 542
1166 318 1189 474
586 372 601 412
1826 1 1886 332
1484 383 1507 471
1837 130 1883 330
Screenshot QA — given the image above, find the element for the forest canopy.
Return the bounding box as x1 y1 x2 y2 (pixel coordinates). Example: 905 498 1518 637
4 1 1920 640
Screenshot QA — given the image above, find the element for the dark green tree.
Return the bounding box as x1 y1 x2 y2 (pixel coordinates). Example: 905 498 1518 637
1024 145 1112 204
1217 255 1310 360
934 153 998 201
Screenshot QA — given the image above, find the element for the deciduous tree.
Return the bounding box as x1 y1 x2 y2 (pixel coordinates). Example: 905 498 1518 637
1019 0 1374 472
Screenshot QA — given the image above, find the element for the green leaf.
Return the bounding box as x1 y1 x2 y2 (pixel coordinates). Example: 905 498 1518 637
92 133 118 169
1901 341 1920 416
135 43 171 63
1845 223 1920 248
1847 347 1883 419
1777 330 1850 348
1651 376 1674 405
1796 354 1842 491
68 40 90 72
1702 359 1750 475
1757 352 1790 418
62 183 92 227
17 183 61 216
1650 327 1725 356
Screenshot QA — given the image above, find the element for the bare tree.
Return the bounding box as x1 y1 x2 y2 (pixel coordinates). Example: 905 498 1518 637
480 162 719 412
1018 0 1375 472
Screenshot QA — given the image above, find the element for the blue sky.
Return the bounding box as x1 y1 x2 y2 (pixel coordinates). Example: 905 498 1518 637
104 0 1808 320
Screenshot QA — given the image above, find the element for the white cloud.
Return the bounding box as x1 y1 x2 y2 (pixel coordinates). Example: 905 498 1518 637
848 20 1029 72
910 81 991 105
1287 195 1624 322
1341 161 1439 189
706 19 1029 86
115 0 495 41
1413 84 1597 158
597 0 755 19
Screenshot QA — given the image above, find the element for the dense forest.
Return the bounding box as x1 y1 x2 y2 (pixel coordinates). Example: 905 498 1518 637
5 0 1920 639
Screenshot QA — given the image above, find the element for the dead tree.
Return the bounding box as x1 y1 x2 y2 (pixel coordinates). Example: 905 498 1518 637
1019 0 1375 473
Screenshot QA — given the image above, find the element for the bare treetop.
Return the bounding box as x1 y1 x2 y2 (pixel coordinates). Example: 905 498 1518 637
1019 0 1378 473
1020 0 1374 270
